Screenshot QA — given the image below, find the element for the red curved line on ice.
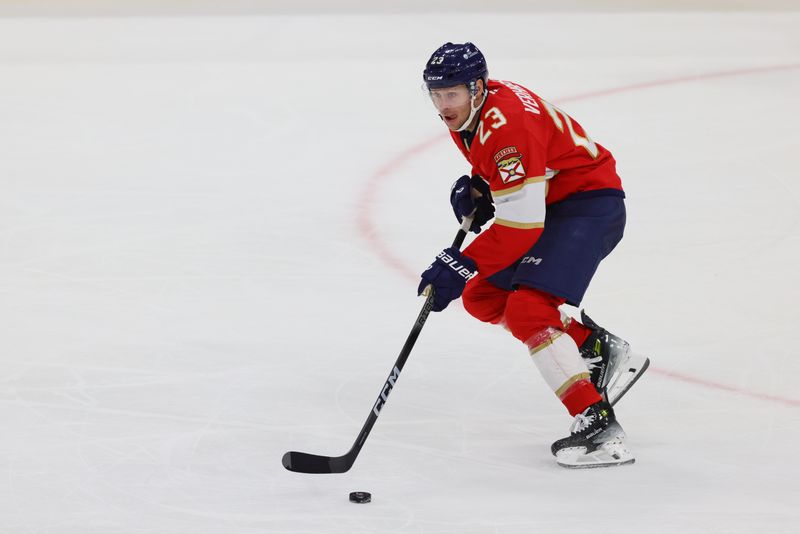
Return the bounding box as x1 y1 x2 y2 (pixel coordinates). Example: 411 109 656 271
355 63 800 408
355 135 442 282
650 368 800 408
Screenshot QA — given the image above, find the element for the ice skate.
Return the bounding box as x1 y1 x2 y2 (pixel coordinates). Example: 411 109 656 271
551 401 634 469
579 311 649 406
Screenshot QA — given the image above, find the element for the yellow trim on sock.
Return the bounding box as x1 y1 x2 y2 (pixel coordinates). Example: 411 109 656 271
556 372 591 398
528 330 563 355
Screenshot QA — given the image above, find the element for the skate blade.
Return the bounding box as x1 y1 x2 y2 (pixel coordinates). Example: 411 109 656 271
606 352 650 406
556 441 635 469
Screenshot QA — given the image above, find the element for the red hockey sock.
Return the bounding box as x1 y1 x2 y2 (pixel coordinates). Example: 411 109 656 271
565 318 592 348
560 379 603 416
504 287 565 343
461 276 511 325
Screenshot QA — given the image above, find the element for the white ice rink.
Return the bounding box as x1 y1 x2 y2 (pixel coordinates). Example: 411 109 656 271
1 5 799 534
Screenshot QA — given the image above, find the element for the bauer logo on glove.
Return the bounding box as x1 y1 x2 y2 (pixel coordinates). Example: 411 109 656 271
436 249 478 280
418 247 477 312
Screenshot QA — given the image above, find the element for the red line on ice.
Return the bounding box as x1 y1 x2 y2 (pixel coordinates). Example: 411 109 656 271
355 62 800 408
355 136 440 283
649 368 800 408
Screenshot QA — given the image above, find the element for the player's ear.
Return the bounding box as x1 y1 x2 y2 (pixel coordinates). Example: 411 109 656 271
475 78 487 99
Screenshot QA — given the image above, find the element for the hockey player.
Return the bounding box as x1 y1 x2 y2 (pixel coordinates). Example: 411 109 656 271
418 42 649 468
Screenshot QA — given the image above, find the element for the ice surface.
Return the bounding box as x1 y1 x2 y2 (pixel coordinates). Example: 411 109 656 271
0 9 798 534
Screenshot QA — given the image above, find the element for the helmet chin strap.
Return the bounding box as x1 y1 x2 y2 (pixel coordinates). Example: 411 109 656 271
455 89 486 132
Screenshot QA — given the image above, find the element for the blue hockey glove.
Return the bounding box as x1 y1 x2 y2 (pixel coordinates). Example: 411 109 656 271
418 247 478 312
450 175 494 234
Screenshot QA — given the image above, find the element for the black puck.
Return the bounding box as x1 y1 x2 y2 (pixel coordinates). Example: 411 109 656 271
349 491 371 503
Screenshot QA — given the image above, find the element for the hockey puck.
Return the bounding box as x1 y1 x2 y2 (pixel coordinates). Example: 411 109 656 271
349 491 371 503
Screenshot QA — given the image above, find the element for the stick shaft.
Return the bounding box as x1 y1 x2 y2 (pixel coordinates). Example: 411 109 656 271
347 215 473 457
283 216 474 474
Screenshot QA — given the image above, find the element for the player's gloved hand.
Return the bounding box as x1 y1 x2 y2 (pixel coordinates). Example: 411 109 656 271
418 247 478 312
450 175 494 234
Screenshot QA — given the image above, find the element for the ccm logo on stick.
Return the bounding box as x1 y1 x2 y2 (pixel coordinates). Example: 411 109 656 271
373 366 401 416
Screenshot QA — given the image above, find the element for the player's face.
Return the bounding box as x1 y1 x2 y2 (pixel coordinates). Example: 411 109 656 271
428 84 473 130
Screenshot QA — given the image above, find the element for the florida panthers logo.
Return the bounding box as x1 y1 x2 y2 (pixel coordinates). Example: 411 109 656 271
494 146 526 183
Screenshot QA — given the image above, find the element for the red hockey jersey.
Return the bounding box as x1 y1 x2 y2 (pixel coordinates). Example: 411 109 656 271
450 79 623 277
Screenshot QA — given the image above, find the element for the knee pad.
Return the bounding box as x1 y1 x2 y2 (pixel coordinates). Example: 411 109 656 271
505 288 600 416
462 277 510 324
504 287 566 344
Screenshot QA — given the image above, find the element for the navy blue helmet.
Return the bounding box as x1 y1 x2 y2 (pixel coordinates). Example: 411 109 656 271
423 42 488 92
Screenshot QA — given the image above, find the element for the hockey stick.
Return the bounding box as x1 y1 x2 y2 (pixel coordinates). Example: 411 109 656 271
282 215 474 474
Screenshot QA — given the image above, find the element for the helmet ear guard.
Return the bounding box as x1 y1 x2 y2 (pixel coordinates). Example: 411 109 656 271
468 78 486 97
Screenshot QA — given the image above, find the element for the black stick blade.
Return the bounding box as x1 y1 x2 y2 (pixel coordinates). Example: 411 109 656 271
282 451 353 474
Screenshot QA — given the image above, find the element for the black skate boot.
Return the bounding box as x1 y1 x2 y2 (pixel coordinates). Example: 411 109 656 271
551 400 634 468
579 311 649 406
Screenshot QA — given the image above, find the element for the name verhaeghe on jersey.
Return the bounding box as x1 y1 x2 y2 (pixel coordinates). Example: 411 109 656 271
494 146 526 183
